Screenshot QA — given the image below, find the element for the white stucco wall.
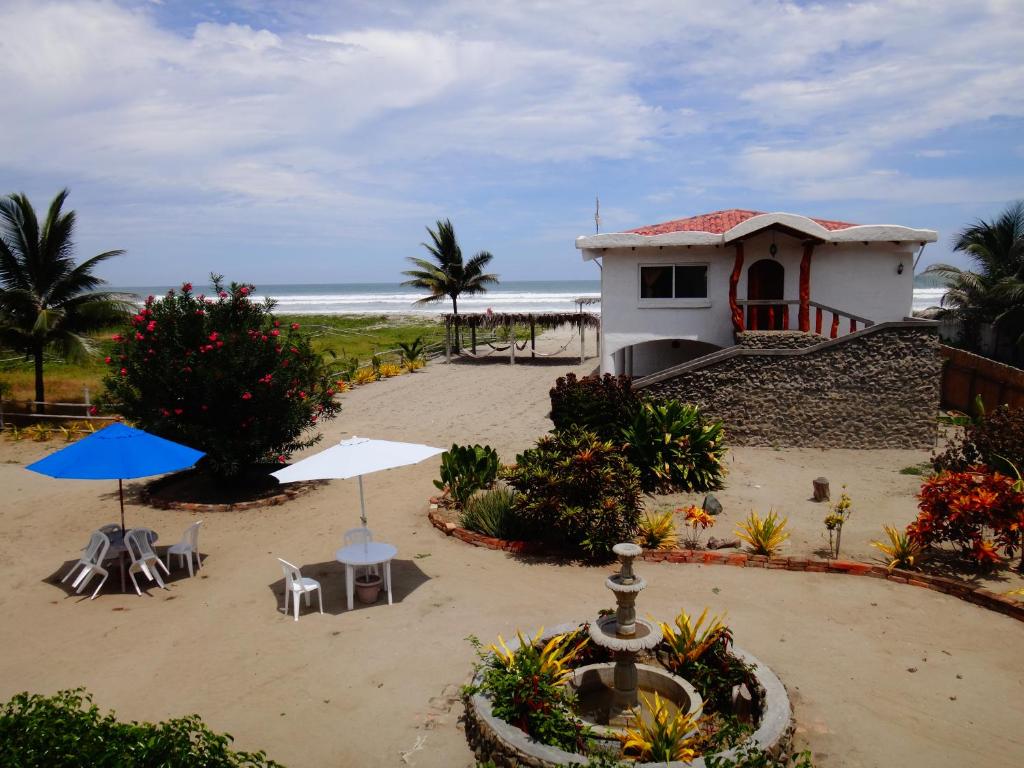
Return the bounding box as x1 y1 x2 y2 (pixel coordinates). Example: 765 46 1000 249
591 232 919 374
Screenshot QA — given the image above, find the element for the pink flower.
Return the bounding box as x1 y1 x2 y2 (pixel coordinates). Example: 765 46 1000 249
88 406 98 416
195 309 205 315
277 455 286 464
273 320 280 328
290 323 300 331
299 391 307 400
270 329 280 337
146 321 156 332
239 286 250 296
241 392 252 400
182 282 192 292
120 368 128 376
112 334 122 342
209 332 219 342
219 291 228 298
216 341 224 349
104 356 112 364
174 408 183 415
135 332 144 341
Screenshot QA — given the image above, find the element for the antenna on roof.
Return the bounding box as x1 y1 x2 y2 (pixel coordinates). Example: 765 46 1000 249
595 195 601 234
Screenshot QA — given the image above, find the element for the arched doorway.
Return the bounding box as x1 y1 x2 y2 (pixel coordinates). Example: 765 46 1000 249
747 259 785 330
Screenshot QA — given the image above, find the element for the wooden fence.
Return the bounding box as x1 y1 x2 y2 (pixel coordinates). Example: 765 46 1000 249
940 345 1024 412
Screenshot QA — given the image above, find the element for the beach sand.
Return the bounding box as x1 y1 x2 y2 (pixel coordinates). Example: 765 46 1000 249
0 327 1022 767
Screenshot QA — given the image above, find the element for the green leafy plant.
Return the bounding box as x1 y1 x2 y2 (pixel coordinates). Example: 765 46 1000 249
460 486 520 539
636 509 678 550
467 629 589 752
434 443 500 507
736 510 789 556
823 486 852 558
0 689 281 767
871 525 923 572
503 426 643 559
549 372 639 442
620 692 701 762
933 404 1024 476
660 608 728 666
621 400 727 494
397 336 426 371
704 743 815 767
99 276 341 478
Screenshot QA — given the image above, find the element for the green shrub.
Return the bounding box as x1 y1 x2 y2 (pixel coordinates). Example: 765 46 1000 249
621 400 727 493
503 426 643 558
549 373 638 442
0 689 281 767
99 276 340 478
932 404 1024 476
460 486 520 539
434 443 500 507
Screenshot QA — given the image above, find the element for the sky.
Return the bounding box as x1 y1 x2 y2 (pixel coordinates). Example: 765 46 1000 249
0 0 1022 286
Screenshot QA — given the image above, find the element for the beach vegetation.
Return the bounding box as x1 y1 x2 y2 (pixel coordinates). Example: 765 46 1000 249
0 688 281 767
401 218 498 348
621 400 727 493
503 426 643 559
620 692 700 762
735 510 789 557
98 277 341 479
932 404 1024 476
924 201 1024 356
871 525 923 572
0 189 132 413
397 336 426 371
435 443 500 507
636 509 678 550
460 486 520 539
467 629 589 752
910 468 1024 569
704 744 815 768
549 372 638 443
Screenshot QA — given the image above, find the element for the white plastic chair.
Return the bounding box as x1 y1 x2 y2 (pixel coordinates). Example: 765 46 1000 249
166 521 202 577
278 558 323 621
343 527 378 578
125 528 169 594
62 531 111 599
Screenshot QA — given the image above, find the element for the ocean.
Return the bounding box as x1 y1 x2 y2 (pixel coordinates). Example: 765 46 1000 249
110 279 945 315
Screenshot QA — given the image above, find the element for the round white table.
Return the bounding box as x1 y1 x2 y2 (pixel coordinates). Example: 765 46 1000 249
334 542 397 610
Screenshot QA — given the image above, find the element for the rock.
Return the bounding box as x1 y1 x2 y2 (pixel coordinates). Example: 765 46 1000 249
702 494 723 515
813 477 830 502
707 536 740 550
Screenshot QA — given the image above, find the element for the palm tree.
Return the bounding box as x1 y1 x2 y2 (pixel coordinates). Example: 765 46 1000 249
0 189 131 412
401 219 498 349
925 201 1024 356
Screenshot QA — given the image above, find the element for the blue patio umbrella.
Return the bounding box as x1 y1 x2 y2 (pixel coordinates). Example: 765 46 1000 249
25 422 205 531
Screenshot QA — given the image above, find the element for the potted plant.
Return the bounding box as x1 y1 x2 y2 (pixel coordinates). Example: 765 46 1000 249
355 573 382 603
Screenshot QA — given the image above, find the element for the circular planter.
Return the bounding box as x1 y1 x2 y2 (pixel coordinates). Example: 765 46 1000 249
141 468 323 512
355 574 382 604
463 623 794 768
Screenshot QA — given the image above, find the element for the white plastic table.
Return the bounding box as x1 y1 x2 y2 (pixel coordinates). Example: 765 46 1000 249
334 541 397 610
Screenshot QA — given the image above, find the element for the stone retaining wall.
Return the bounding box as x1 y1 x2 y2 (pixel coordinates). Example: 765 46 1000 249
635 322 941 449
736 331 822 349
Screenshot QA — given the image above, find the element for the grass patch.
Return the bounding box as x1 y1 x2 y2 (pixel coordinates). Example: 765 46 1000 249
899 462 932 476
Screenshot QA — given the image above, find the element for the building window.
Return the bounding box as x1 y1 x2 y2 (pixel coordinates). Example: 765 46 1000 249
640 264 708 299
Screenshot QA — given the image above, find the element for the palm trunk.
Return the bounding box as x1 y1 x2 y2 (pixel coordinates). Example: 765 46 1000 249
452 295 460 352
33 343 45 415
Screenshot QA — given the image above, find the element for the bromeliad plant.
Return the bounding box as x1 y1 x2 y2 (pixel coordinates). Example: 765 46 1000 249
660 608 729 666
871 525 923 572
620 692 701 763
434 443 500 508
736 510 790 557
636 510 678 550
621 400 727 494
469 628 590 752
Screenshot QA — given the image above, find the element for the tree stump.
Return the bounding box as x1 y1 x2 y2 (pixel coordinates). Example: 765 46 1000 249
813 477 830 502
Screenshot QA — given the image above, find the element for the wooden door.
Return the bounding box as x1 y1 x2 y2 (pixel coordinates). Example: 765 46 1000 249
747 259 785 330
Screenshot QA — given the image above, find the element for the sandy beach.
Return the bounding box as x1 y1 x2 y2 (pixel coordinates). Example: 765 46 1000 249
1 327 1022 768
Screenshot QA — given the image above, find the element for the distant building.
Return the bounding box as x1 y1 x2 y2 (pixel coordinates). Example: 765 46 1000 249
576 209 937 377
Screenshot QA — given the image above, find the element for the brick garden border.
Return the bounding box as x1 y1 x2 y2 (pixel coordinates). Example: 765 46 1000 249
427 507 1024 623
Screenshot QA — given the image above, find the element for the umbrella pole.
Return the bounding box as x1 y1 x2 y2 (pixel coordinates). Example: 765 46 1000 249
118 478 126 532
358 475 367 526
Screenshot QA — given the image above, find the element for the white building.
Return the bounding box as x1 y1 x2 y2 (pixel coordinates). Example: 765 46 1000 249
576 209 938 377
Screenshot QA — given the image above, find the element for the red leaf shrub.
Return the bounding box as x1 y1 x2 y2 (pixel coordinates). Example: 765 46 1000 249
99 276 341 478
909 469 1024 567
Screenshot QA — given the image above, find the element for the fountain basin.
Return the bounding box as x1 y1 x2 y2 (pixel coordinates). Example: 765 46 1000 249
589 615 661 652
567 663 703 740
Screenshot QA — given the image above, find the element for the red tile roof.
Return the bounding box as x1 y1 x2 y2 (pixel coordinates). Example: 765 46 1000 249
627 209 858 236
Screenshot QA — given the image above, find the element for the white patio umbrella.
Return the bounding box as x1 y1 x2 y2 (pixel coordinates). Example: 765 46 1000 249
271 436 444 525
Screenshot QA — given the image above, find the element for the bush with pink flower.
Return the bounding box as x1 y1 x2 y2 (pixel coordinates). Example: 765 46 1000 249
99 275 341 478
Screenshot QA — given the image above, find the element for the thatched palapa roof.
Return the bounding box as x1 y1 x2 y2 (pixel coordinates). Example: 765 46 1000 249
441 311 600 330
